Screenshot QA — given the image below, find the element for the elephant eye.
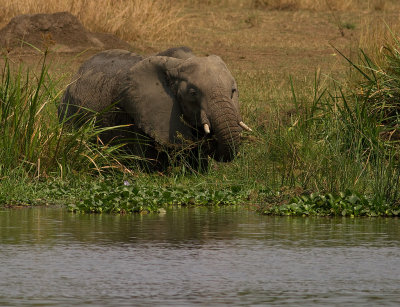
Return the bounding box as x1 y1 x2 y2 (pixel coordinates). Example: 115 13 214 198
231 88 237 98
189 88 197 97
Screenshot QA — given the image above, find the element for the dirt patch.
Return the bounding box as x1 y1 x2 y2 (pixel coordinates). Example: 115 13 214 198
0 11 132 54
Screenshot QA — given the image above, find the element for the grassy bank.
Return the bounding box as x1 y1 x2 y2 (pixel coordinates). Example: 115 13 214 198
1 42 400 217
1 1 400 216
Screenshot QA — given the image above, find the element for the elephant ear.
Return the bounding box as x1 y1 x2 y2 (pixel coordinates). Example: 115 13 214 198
118 56 193 146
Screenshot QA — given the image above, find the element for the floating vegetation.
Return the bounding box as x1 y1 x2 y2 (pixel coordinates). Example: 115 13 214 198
68 180 248 214
261 190 400 217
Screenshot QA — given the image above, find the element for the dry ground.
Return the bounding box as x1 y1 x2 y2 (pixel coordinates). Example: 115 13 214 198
177 9 357 72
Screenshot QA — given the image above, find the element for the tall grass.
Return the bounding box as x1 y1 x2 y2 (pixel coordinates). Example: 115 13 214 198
359 15 400 64
242 38 400 204
0 0 183 45
0 54 127 178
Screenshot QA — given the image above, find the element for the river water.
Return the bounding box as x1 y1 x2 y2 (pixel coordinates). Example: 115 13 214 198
0 206 399 306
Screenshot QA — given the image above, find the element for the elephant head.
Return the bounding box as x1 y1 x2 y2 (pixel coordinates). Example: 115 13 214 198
118 54 250 162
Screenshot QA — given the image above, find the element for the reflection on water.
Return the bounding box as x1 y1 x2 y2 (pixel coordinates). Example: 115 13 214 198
0 206 399 306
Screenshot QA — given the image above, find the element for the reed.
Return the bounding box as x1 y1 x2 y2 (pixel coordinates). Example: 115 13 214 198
0 54 129 178
246 37 400 204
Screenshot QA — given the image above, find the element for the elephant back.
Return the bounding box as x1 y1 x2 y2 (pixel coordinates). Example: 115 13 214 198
78 49 144 76
155 46 193 60
59 50 142 125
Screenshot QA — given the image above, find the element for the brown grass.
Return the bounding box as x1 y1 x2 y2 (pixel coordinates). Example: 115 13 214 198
261 0 389 11
0 0 184 45
359 14 400 59
1 0 398 54
183 0 395 11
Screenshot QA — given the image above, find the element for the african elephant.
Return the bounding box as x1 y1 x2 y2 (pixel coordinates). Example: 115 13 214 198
59 47 251 171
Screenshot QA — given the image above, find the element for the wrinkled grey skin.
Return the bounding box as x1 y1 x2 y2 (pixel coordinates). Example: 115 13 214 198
59 47 243 170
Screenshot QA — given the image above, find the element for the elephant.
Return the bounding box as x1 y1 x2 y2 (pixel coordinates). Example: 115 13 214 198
59 47 251 171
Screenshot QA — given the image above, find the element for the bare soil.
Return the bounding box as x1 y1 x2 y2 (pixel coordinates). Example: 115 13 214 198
178 9 359 74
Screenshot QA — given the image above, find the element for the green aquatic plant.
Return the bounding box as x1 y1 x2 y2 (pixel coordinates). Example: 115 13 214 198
68 180 248 214
262 190 400 217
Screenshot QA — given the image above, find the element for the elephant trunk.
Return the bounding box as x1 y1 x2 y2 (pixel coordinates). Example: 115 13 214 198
208 99 242 162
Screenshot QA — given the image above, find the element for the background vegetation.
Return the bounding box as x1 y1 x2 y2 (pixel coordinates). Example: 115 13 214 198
1 0 400 216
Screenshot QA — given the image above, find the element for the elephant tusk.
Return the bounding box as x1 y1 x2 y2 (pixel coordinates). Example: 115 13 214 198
203 123 210 134
239 121 252 132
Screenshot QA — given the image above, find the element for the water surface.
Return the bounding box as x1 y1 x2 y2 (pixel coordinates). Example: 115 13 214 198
1 206 399 306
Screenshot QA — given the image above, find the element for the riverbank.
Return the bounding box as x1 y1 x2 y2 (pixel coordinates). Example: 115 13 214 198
1 0 400 216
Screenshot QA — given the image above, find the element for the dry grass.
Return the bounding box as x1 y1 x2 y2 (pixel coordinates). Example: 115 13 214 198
257 0 391 10
183 0 396 11
0 0 183 45
1 0 398 53
359 14 400 61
